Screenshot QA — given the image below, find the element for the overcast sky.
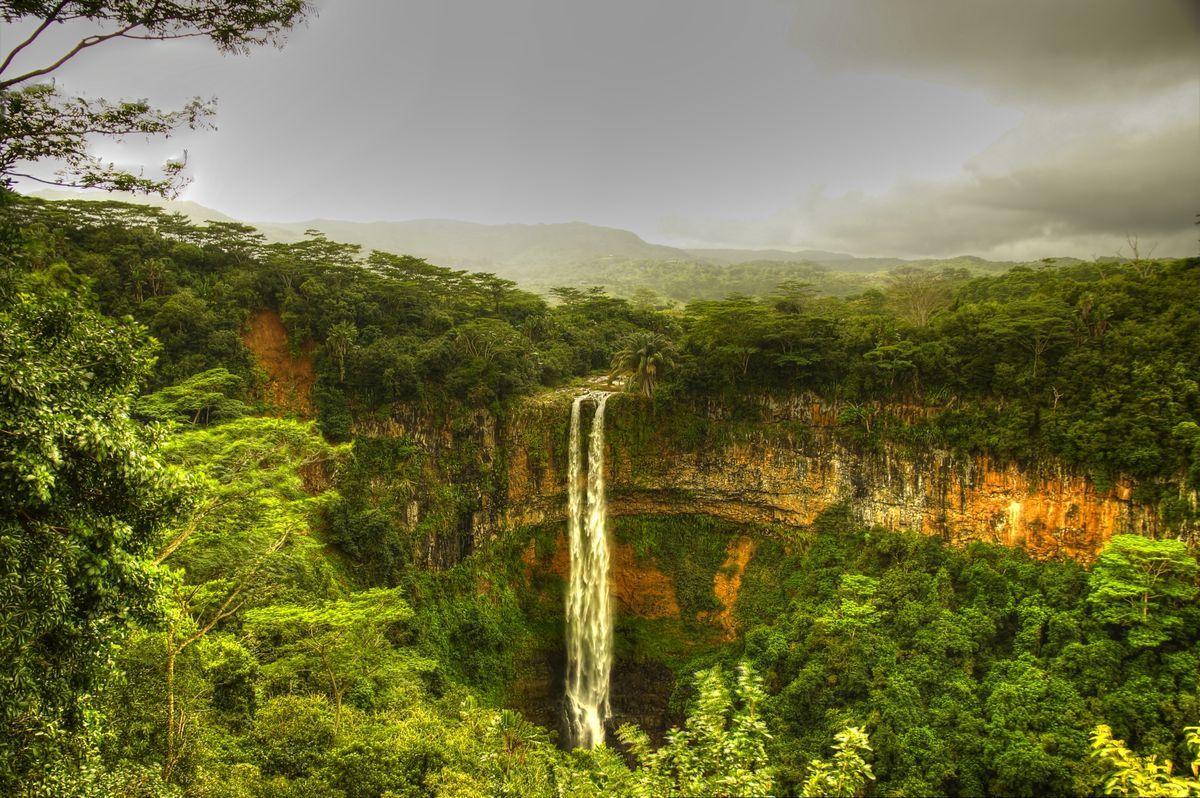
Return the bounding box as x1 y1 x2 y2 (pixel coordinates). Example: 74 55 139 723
6 0 1199 258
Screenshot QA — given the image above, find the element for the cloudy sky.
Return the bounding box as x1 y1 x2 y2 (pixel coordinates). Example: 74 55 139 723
6 0 1199 258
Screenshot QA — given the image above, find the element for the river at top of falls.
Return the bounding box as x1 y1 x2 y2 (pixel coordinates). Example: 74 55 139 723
565 391 613 750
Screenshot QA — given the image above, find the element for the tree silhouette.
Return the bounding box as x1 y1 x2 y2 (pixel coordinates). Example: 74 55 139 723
1 0 311 194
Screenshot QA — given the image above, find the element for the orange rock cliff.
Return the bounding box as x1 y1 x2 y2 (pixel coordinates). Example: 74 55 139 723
372 391 1163 566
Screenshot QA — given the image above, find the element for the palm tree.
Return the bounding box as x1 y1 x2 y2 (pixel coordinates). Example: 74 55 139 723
326 321 357 383
609 332 675 398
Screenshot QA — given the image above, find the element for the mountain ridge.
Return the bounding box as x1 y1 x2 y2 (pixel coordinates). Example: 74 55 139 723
25 189 860 266
25 190 1023 301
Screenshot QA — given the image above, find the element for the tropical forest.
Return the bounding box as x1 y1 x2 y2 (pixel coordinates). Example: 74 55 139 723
1 2 1198 797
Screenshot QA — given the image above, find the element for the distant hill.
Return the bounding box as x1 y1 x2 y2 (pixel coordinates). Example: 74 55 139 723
687 247 910 273
24 190 1024 302
29 189 693 271
688 247 859 263
274 218 695 277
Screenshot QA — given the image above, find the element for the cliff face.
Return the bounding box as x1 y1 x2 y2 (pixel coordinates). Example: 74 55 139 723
373 390 1166 739
349 390 1163 567
237 311 1169 566
241 309 315 417
458 392 1159 564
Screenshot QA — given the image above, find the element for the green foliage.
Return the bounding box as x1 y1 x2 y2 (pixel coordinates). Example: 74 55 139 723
1088 535 1199 648
1 82 211 196
5 195 672 416
817 574 882 639
1091 724 1200 797
981 655 1089 796
403 563 534 703
253 694 337 779
245 588 417 731
133 368 252 426
609 331 676 398
0 291 185 793
799 726 875 798
617 664 774 798
155 415 345 591
322 733 445 798
614 515 734 620
734 517 1200 796
322 436 422 584
671 258 1200 507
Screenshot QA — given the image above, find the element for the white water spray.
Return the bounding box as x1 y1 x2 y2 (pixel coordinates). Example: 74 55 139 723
565 392 613 749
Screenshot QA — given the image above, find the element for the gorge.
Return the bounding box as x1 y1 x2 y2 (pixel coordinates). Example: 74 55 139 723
9 191 1195 796
361 388 1179 749
366 391 1166 573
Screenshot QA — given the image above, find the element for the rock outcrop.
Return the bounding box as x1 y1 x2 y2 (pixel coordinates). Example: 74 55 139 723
237 310 1170 565
428 391 1161 564
335 388 1170 567
241 309 315 416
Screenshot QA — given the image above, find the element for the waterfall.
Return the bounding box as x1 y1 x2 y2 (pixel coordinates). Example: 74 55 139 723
565 391 613 749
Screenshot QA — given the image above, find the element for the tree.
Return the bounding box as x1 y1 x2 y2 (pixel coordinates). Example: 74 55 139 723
770 279 815 314
981 655 1089 796
816 574 882 640
609 331 675 398
684 296 773 382
837 402 878 434
0 291 186 793
1000 298 1073 381
885 266 951 327
617 664 775 798
159 535 288 783
252 694 336 780
800 726 876 798
326 320 358 383
245 588 415 733
1088 535 1198 648
1091 724 1200 797
1 0 311 194
153 415 343 567
132 367 251 426
149 414 343 782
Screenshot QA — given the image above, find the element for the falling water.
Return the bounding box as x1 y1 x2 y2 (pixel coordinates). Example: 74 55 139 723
565 392 613 749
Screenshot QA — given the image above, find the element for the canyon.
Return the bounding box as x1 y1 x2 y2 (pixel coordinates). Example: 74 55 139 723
240 309 1164 568
375 390 1161 570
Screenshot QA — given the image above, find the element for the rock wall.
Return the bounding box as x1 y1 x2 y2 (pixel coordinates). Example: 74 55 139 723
351 390 1163 565
237 310 1168 565
241 309 315 417
478 392 1160 563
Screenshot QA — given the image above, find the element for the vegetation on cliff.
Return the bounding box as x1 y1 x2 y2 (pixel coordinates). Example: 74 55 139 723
669 258 1200 510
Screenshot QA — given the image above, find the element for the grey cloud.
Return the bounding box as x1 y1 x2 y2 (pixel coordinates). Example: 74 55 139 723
789 0 1200 101
6 0 1194 261
661 120 1200 260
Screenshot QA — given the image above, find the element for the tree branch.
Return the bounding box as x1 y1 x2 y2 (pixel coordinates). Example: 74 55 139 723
177 589 243 654
172 526 292 654
5 171 88 188
0 22 143 89
0 0 71 76
119 31 212 42
154 499 221 565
